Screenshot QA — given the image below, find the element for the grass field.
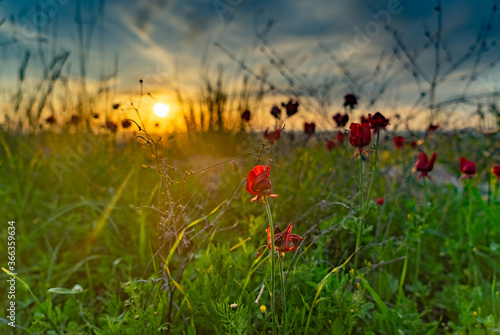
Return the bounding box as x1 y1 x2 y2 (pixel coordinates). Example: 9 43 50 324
1 124 499 334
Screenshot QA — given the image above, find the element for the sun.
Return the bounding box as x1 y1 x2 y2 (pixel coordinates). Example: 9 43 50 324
154 103 170 117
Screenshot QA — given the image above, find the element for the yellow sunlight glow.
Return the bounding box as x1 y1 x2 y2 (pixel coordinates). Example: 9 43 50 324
154 103 170 117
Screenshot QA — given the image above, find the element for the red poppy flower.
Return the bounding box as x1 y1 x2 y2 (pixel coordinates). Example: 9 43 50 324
428 123 439 132
105 120 118 133
70 114 81 125
325 140 336 151
349 123 371 158
360 115 370 125
256 223 304 257
410 140 417 148
393 136 405 149
45 115 57 125
270 106 281 119
121 119 132 128
368 112 390 130
246 165 278 203
263 128 281 144
375 197 384 205
413 152 437 180
459 157 476 180
241 110 251 122
282 100 299 117
304 122 316 136
344 94 358 109
491 165 500 180
336 131 345 143
333 113 349 127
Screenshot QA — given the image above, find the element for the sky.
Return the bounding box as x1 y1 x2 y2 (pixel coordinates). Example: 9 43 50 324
0 0 499 130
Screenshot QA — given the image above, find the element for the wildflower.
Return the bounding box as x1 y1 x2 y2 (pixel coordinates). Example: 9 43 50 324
230 303 238 309
413 152 437 180
260 305 266 314
70 114 81 125
344 94 358 109
325 140 336 151
410 140 417 148
256 223 304 257
263 128 281 144
246 165 278 203
282 100 299 117
303 122 316 136
349 122 371 158
105 120 118 133
491 165 500 181
121 119 132 128
375 197 384 205
428 123 439 132
45 115 57 125
333 113 349 127
393 136 405 149
459 157 476 180
368 112 390 130
270 106 281 119
241 110 251 122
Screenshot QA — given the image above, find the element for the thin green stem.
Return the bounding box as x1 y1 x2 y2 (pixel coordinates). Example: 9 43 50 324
366 129 380 203
355 155 364 268
280 254 287 335
264 197 277 334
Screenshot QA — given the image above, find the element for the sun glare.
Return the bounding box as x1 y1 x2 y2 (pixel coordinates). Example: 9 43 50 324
154 103 170 117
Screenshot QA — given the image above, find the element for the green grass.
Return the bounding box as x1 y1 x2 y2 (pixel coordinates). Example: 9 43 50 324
0 129 499 334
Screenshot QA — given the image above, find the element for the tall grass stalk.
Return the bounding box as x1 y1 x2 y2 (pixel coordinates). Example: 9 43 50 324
355 153 365 268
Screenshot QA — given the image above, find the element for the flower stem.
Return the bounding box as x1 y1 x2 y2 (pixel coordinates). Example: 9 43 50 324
280 254 287 334
366 129 380 203
264 197 277 334
355 154 365 268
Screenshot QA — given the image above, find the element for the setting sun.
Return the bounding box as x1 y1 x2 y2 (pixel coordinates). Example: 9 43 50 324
154 103 170 117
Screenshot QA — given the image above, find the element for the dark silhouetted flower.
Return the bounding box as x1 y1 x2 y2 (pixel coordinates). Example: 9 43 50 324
105 120 118 133
344 94 358 109
428 123 439 132
459 157 476 180
491 165 500 181
325 140 336 151
393 136 405 149
241 110 251 122
282 100 299 117
360 115 370 125
70 114 81 125
410 140 417 148
246 165 278 203
413 152 437 180
368 112 390 130
45 115 57 125
303 122 316 136
336 131 345 143
263 128 281 144
270 106 281 119
375 197 384 205
112 103 120 110
256 223 304 257
121 119 132 128
349 123 371 158
333 113 349 127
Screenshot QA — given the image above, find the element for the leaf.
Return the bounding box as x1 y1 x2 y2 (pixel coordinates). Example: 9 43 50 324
358 274 397 330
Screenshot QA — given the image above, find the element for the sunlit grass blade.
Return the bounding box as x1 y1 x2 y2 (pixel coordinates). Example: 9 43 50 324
165 266 192 310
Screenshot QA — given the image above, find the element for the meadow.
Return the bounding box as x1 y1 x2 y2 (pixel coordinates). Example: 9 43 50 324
1 114 499 334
